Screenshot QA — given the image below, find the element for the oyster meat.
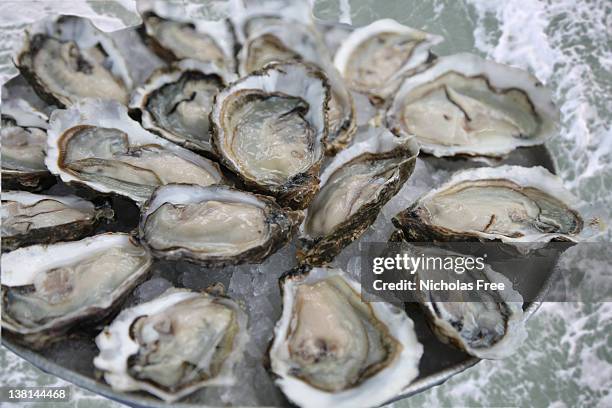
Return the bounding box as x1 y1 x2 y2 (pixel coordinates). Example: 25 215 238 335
2 191 103 252
211 62 329 209
393 165 585 243
1 233 151 348
139 184 301 266
94 287 248 402
46 99 225 204
334 19 443 102
386 53 560 157
1 97 54 191
130 59 236 155
15 15 132 107
400 244 527 359
299 127 419 265
139 3 236 72
270 266 422 408
233 1 356 154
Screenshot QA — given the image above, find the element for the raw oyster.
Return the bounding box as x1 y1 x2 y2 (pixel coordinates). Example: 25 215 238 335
210 62 329 209
299 127 419 265
138 184 302 266
94 287 248 402
334 19 443 102
1 97 54 191
269 266 422 408
399 243 526 359
15 15 132 107
46 99 225 204
130 59 236 156
1 233 151 348
386 53 560 157
139 3 236 72
233 1 356 154
393 166 584 244
2 191 106 252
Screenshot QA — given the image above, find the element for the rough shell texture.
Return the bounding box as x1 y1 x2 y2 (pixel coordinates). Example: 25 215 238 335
1 233 152 349
299 127 419 265
386 53 560 157
393 165 585 244
269 266 423 408
1 191 104 252
210 62 330 210
138 184 303 266
94 287 248 402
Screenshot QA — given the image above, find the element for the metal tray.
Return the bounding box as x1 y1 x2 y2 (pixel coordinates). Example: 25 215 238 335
2 145 557 407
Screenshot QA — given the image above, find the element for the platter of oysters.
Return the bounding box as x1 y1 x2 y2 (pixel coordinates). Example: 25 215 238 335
1 1 593 407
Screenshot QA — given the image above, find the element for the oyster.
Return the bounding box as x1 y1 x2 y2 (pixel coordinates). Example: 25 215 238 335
94 287 248 402
1 233 151 348
270 266 422 408
233 1 356 154
15 15 132 107
299 127 419 265
139 3 236 72
400 243 526 359
210 62 329 209
315 20 354 57
46 99 225 204
2 191 105 252
1 97 54 191
130 59 236 156
139 184 302 266
334 19 443 102
386 53 560 157
393 165 584 244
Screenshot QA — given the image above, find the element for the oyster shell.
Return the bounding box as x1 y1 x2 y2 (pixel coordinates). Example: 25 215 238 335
386 53 560 157
233 1 356 154
269 266 422 408
334 19 443 102
46 99 226 204
15 15 132 107
94 287 248 402
130 59 236 156
399 243 527 359
210 62 329 209
138 184 302 266
1 97 54 191
139 3 236 72
1 233 151 348
299 127 419 265
393 165 584 244
1 191 105 252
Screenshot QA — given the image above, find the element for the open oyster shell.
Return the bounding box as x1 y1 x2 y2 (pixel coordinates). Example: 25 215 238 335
386 53 560 157
299 127 419 265
139 1 237 73
232 0 356 154
15 15 132 107
1 233 151 349
393 165 585 244
1 97 55 191
1 191 106 252
46 99 226 204
334 19 443 103
94 287 248 402
138 184 302 266
399 243 527 359
210 62 329 209
269 266 422 408
130 59 236 156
